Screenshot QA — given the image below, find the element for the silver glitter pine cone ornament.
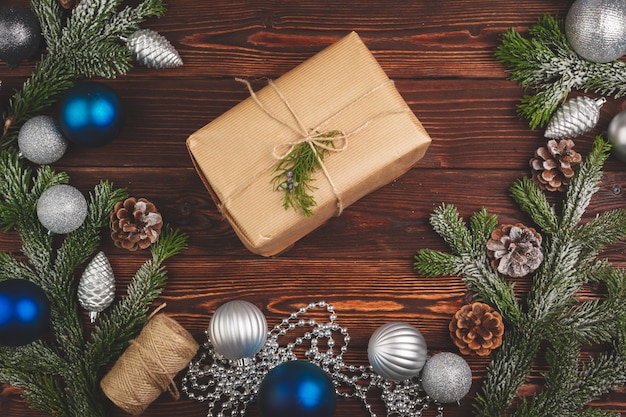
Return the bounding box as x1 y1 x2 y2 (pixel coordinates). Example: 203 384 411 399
78 251 115 322
125 29 183 69
544 96 605 139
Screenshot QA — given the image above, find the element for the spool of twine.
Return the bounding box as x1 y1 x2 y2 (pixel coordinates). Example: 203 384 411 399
100 313 199 415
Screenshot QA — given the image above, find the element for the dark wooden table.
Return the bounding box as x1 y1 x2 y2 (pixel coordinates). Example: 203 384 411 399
1 0 626 416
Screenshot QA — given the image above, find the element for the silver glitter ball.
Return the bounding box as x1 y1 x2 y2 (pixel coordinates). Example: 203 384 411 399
421 352 472 404
565 0 626 63
36 184 88 234
367 321 428 381
608 109 626 163
209 300 268 361
78 251 115 322
18 115 68 164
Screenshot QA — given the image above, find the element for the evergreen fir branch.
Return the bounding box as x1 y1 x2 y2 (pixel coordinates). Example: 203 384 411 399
495 15 626 129
427 204 473 255
0 252 35 280
574 209 626 257
510 176 559 234
29 0 63 49
413 249 463 277
469 207 499 251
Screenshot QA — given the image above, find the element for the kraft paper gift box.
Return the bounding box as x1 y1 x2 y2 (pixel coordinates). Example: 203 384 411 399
187 31 431 256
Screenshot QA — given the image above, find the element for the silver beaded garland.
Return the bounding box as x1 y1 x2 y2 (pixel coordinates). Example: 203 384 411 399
183 301 449 417
78 251 115 322
36 184 88 234
18 115 68 164
565 0 626 63
125 29 183 69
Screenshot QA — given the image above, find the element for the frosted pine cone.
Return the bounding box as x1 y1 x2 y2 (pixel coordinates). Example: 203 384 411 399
110 197 163 251
449 302 504 356
486 223 543 278
530 139 582 192
126 29 183 69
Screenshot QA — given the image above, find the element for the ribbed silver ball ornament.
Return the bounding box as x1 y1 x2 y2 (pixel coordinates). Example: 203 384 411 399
125 29 183 69
544 96 605 139
18 115 68 164
78 251 115 322
608 108 626 163
565 0 626 63
421 352 472 404
367 321 428 381
208 300 268 361
36 184 88 234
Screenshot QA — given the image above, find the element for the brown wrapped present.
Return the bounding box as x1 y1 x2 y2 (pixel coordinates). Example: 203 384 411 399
187 31 431 256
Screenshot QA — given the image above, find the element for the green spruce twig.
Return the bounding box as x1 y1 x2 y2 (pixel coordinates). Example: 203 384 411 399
495 14 626 129
272 131 338 216
1 0 167 147
0 149 188 417
414 137 626 417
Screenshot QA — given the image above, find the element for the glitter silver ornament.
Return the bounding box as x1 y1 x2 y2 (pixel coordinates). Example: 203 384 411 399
125 29 183 69
565 0 626 63
367 321 428 381
420 352 472 404
608 109 626 163
544 96 605 139
36 184 88 234
209 300 268 361
18 115 68 164
78 251 115 322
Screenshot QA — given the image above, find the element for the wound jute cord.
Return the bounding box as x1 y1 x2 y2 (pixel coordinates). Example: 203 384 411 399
100 312 199 415
229 77 409 216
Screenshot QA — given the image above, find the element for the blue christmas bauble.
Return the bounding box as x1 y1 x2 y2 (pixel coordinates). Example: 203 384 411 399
0 279 50 346
58 82 124 147
257 360 336 417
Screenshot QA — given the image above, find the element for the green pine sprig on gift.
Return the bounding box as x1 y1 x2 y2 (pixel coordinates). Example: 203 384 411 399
495 14 626 130
1 0 167 148
273 131 339 216
414 137 626 417
0 148 188 417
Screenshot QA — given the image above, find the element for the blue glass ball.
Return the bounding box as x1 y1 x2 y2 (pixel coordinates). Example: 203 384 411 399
257 360 336 417
58 82 124 147
0 279 50 346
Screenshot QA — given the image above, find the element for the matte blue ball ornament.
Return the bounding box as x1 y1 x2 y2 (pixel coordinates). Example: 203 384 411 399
0 279 50 346
257 360 336 417
58 82 124 147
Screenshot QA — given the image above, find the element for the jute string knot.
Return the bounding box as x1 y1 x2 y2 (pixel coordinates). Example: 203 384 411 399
100 312 199 415
236 77 408 216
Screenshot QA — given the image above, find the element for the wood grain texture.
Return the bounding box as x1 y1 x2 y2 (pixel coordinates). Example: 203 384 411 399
1 0 626 416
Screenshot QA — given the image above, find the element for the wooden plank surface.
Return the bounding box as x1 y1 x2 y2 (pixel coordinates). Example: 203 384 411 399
1 0 626 416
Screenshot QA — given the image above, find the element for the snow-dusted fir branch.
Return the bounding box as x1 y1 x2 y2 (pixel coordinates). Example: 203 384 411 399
414 137 626 417
1 0 167 148
495 14 626 129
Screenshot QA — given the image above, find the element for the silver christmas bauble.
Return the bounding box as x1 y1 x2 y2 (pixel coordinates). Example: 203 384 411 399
36 184 88 234
608 108 626 163
544 96 605 140
18 115 68 164
420 352 472 404
208 300 267 361
367 321 428 381
565 0 626 63
126 29 183 69
78 251 115 322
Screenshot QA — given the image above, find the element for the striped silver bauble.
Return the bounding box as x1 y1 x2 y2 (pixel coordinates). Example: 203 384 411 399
208 300 268 361
367 321 428 381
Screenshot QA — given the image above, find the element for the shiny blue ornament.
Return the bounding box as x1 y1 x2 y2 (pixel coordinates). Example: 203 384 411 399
58 82 124 147
257 360 336 417
0 279 50 346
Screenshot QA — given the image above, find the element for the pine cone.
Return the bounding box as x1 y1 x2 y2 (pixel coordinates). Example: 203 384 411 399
486 223 543 278
449 302 504 356
530 139 582 192
110 197 163 251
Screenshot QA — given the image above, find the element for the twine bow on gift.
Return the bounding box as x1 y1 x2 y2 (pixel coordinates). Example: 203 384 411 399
236 77 409 217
